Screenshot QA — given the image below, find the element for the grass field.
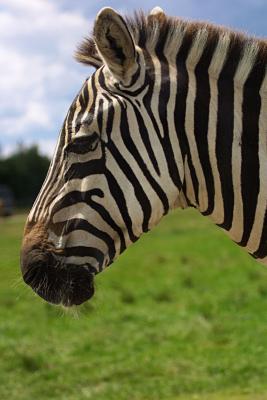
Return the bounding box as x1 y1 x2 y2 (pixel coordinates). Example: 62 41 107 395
1 209 267 399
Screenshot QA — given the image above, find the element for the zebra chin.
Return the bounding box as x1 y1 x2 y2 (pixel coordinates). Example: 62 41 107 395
21 249 95 307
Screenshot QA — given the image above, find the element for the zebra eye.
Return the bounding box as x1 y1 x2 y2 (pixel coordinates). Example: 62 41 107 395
65 132 99 155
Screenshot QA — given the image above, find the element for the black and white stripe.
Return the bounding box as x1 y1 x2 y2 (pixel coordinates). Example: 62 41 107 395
26 8 267 275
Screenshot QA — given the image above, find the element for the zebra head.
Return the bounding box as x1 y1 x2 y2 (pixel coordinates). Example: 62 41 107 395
21 8 185 306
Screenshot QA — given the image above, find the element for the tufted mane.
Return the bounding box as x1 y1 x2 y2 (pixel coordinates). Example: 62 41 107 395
75 11 267 72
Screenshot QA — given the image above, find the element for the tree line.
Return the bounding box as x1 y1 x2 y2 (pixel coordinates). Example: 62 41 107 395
0 146 50 207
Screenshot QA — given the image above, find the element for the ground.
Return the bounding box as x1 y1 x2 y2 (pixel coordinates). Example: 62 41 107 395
1 209 267 399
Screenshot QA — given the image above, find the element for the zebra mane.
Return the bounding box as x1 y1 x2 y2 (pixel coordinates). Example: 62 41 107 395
75 11 267 74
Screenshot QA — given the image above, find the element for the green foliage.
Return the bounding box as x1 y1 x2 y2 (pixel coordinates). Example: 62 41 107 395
1 209 267 399
0 146 50 206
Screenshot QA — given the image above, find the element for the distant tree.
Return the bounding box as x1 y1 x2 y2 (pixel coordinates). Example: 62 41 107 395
0 145 50 207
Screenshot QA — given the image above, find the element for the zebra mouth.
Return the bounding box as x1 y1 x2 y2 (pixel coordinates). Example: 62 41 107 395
21 250 95 306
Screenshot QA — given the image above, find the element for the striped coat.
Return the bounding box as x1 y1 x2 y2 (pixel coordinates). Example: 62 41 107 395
21 7 267 306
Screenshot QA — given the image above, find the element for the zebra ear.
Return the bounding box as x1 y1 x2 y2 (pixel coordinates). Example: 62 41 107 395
147 7 166 24
94 8 137 84
149 7 165 16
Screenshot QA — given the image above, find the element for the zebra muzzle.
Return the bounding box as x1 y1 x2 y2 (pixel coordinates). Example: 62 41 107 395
20 248 95 307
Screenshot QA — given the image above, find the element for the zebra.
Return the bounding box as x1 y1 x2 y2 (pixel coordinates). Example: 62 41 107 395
21 7 267 307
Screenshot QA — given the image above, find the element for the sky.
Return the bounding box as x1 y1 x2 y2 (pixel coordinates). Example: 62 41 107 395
1 0 267 158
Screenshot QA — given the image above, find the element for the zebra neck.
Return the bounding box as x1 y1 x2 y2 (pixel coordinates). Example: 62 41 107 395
171 29 267 259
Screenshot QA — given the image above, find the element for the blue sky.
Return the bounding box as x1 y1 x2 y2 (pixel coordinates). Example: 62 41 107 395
1 0 267 157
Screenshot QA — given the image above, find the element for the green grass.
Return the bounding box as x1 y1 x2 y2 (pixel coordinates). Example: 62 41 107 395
1 209 267 399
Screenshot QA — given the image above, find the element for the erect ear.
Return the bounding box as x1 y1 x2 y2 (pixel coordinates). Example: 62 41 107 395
149 6 165 16
93 8 137 84
147 6 166 24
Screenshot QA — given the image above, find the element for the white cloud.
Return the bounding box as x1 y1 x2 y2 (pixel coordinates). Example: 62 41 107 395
1 101 51 136
36 138 58 158
1 138 57 158
1 0 55 14
0 0 93 156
